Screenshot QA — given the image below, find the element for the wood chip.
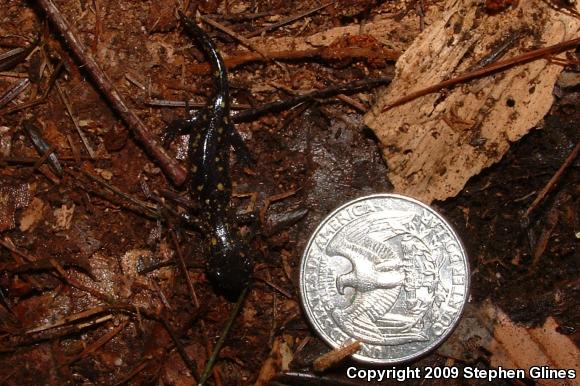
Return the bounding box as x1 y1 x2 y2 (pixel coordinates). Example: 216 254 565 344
313 340 361 372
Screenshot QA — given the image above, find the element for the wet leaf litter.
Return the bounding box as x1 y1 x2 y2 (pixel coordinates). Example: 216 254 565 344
0 0 579 385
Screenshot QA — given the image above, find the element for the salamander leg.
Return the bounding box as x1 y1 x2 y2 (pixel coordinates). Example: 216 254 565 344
227 123 254 165
180 211 206 232
161 109 208 148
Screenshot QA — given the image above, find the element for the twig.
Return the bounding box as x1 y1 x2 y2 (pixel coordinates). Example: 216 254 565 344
159 316 200 382
113 360 148 386
259 188 300 225
382 37 580 111
470 30 524 71
335 94 367 112
187 46 399 74
26 306 113 334
245 2 335 38
0 71 29 78
66 133 82 164
1 155 104 164
34 0 187 185
0 78 30 108
256 277 293 299
198 286 249 386
49 257 112 301
0 35 39 71
55 83 96 158
31 144 56 172
0 238 34 263
146 98 251 110
92 0 102 53
74 168 159 216
171 230 199 307
233 76 392 122
199 15 270 60
22 120 63 175
525 142 579 217
125 73 146 91
64 320 128 366
0 61 63 114
206 10 276 22
312 341 361 372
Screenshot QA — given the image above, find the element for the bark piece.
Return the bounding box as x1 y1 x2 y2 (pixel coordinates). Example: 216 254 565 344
364 0 580 203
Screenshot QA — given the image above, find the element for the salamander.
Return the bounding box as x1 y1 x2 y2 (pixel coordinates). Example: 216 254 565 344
166 14 253 296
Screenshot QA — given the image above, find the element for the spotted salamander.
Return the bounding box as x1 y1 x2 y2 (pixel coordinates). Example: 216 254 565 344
168 14 252 295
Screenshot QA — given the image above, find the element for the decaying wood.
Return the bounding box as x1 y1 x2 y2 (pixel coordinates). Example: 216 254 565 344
364 0 580 203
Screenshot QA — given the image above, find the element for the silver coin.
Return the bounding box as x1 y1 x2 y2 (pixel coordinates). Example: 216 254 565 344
299 194 469 364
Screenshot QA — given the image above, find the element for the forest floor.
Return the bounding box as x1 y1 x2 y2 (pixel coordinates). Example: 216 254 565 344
0 0 578 385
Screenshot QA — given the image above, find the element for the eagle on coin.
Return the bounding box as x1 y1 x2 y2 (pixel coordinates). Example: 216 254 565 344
326 211 429 345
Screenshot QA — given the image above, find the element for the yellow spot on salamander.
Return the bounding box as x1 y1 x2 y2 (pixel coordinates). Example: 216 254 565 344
220 100 226 108
215 157 220 162
217 183 225 191
205 199 210 204
217 126 224 134
211 237 217 246
197 185 204 191
192 165 198 173
218 166 224 172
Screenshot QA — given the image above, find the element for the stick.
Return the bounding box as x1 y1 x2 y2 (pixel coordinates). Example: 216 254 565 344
525 142 579 217
34 0 187 185
199 15 270 60
198 286 249 385
233 76 392 122
382 37 580 111
245 2 335 38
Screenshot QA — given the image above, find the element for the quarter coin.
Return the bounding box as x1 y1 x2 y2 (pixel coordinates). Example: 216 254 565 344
299 194 469 364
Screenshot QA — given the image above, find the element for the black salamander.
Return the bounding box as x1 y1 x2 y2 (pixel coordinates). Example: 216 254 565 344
166 14 253 296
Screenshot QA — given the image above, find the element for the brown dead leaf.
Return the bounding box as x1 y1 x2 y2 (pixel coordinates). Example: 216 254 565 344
363 0 580 203
255 335 294 386
439 301 580 386
19 197 45 232
53 204 75 230
0 183 30 232
0 126 12 157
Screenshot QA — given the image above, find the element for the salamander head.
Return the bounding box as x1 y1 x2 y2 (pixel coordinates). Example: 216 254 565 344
207 246 252 298
206 221 253 298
